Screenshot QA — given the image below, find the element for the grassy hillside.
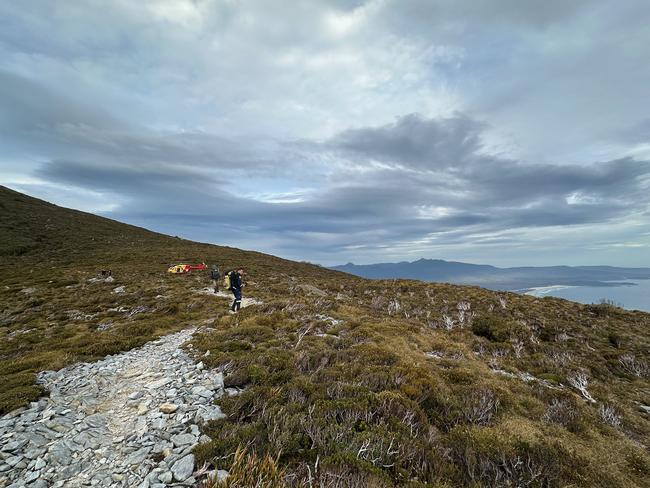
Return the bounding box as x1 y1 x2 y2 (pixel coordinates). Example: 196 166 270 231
1 185 649 487
0 185 346 411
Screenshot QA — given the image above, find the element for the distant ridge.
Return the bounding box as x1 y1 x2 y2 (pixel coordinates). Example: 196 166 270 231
331 258 650 290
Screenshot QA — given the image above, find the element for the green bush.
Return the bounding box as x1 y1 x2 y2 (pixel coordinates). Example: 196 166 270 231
471 315 522 342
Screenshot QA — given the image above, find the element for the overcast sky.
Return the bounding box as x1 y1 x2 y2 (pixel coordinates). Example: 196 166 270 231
1 0 649 266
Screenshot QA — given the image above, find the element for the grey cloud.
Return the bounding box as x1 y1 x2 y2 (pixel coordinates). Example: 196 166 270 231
1 70 286 182
2 1 650 266
36 112 650 263
381 0 596 32
326 114 650 207
0 70 120 134
618 119 650 145
329 113 484 169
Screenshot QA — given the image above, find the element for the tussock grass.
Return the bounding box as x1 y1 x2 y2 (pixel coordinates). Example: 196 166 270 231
201 448 285 488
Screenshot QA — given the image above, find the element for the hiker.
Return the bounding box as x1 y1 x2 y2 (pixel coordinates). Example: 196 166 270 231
210 265 221 293
227 267 245 313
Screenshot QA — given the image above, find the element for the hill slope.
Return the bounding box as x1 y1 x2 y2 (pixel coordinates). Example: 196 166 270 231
1 186 649 487
0 185 348 410
332 258 650 290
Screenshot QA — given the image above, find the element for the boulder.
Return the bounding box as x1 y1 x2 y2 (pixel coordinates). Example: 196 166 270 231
171 454 194 481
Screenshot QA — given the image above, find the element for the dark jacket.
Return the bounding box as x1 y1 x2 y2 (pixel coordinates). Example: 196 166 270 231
229 271 242 290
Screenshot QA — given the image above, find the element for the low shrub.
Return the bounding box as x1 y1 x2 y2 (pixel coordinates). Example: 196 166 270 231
471 315 525 343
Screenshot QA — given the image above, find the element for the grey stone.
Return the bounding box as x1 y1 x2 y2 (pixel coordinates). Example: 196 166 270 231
152 441 172 454
60 462 84 478
170 433 196 447
84 415 106 429
40 408 56 418
195 405 226 423
2 407 26 419
62 438 83 452
21 411 39 423
171 454 194 481
73 431 100 449
32 425 59 440
125 447 151 465
23 447 45 460
128 391 144 400
48 442 72 466
5 455 23 466
158 470 173 483
150 418 166 430
191 386 212 398
213 372 225 390
24 470 40 483
147 378 172 389
22 432 49 447
1 439 28 452
49 420 73 433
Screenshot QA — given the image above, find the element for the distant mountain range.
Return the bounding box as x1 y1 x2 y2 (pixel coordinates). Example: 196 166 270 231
331 258 650 290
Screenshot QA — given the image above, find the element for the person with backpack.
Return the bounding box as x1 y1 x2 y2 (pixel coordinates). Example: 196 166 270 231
210 265 221 293
225 267 245 313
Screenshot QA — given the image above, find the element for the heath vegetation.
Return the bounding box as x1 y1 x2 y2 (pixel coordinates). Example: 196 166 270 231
1 186 649 487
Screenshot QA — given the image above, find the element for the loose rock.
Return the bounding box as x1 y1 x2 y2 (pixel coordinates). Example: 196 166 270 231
159 403 178 414
1 328 224 487
171 454 194 481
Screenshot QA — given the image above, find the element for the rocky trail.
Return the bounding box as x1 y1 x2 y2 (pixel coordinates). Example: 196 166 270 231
196 288 263 309
0 328 232 488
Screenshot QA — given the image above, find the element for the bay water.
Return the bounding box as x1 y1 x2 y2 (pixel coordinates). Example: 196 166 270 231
523 279 650 312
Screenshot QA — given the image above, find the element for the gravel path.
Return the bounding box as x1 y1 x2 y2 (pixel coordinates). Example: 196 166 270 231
0 328 229 488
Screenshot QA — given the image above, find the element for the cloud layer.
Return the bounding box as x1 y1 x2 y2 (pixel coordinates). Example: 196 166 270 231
1 0 649 266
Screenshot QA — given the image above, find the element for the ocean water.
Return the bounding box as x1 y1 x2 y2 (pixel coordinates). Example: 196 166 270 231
523 279 650 312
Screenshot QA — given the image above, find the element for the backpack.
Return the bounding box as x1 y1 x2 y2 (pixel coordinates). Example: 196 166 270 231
223 271 232 290
210 269 220 280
